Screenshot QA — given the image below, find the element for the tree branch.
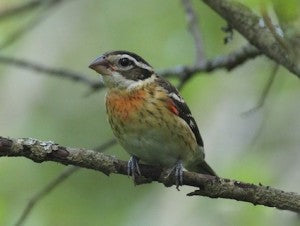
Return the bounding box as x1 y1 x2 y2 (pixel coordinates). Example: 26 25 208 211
0 55 103 90
15 166 78 226
160 44 261 79
0 12 48 50
181 0 205 64
0 0 68 21
1 136 299 213
0 0 40 20
0 0 68 50
200 0 300 77
242 63 279 115
178 0 205 90
0 45 259 92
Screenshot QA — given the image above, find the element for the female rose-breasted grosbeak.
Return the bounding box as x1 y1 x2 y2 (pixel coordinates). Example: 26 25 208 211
89 51 216 188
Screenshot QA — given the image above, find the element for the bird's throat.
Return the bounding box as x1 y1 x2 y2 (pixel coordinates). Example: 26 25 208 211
106 89 147 121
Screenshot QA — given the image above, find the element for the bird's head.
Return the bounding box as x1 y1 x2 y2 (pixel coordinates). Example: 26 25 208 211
89 51 155 89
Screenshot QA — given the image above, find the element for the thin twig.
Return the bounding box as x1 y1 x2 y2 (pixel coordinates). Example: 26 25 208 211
0 11 47 50
0 0 66 50
0 45 259 92
0 0 40 20
0 55 103 90
181 0 205 64
242 64 279 115
178 0 206 89
0 136 299 213
160 44 261 79
221 23 234 44
15 166 79 226
14 138 117 226
260 5 289 52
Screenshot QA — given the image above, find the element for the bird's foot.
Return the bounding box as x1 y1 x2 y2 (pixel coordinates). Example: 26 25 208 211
127 156 141 183
168 160 184 190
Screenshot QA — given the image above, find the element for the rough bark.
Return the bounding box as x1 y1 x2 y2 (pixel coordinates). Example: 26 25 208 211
1 136 299 213
201 0 300 77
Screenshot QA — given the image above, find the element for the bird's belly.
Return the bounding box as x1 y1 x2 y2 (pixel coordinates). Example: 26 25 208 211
120 129 181 167
116 119 199 168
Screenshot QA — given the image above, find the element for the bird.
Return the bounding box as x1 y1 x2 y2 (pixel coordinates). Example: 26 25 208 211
89 50 216 188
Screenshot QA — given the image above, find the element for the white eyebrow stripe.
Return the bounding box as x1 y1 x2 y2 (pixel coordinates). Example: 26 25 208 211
120 54 153 71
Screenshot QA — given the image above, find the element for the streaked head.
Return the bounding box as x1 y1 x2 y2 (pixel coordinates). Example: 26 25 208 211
89 51 154 89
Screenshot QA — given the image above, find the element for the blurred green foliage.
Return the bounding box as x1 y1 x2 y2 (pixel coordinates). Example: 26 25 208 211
272 0 300 23
0 0 299 226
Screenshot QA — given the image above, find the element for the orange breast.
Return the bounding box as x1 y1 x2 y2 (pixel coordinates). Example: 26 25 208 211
106 89 147 121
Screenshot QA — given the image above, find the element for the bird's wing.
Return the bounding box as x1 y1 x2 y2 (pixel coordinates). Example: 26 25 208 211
155 76 204 147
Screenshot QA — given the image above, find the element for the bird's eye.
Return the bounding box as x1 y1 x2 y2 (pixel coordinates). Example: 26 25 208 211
118 58 132 67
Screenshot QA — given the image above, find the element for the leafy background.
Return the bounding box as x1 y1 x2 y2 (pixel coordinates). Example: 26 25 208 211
0 0 299 225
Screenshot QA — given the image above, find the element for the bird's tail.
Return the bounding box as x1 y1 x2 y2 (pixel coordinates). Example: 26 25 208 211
193 160 217 176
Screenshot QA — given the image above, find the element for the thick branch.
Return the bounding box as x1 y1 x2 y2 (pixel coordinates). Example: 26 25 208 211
200 0 300 77
0 136 299 213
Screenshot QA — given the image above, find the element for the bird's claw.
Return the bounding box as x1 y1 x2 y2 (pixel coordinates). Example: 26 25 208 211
127 156 141 182
168 161 183 190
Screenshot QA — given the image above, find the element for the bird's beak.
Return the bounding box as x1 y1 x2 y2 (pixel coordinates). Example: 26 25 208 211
89 56 111 75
